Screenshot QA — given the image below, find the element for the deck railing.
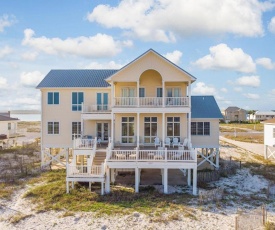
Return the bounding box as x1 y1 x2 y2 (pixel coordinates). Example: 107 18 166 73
106 148 197 162
114 97 189 107
73 137 97 149
67 163 105 177
82 104 111 113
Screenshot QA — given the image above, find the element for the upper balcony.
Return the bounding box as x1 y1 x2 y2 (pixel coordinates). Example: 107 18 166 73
114 97 189 107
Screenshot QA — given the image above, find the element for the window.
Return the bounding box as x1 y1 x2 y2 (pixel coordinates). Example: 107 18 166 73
48 122 59 134
273 128 275 138
144 117 157 143
167 117 180 139
157 88 163 97
121 117 135 143
72 92 83 111
72 122 81 139
139 88 145 97
48 92 59 104
8 123 11 130
191 122 210 135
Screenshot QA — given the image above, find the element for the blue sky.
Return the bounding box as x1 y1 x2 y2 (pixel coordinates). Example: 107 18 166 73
1 0 275 111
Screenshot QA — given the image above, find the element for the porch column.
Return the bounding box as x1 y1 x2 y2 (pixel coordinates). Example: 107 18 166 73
111 82 114 107
264 145 267 159
192 167 197 195
137 80 140 107
188 112 191 143
111 112 114 148
111 169 115 183
137 113 140 147
215 148 220 168
135 167 139 193
105 167 110 193
187 169 191 186
162 113 165 146
163 168 168 194
81 119 84 137
66 181 69 193
162 80 165 107
188 81 191 106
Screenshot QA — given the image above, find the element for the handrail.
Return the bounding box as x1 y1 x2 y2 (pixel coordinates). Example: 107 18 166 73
82 104 111 113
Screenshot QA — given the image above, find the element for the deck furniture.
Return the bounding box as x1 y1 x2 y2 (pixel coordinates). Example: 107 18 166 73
164 137 171 147
172 137 179 148
154 137 161 148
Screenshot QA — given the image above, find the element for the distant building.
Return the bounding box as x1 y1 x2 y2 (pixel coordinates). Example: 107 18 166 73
224 106 247 122
262 118 275 159
0 112 19 138
255 111 275 121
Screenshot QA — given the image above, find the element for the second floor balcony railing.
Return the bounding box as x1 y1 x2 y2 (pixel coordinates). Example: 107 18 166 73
114 97 189 107
82 104 111 113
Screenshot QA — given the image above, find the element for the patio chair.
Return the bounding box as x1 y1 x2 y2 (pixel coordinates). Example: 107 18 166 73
172 137 179 148
154 137 161 148
97 138 102 146
179 138 188 149
164 137 171 147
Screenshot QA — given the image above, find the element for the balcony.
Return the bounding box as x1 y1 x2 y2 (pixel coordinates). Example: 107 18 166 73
82 104 111 113
114 97 189 107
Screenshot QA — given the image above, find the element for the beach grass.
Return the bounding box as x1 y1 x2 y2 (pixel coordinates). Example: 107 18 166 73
24 169 196 217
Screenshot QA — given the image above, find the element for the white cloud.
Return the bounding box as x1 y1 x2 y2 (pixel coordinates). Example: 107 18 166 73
0 14 16 32
20 71 44 87
192 82 217 95
235 75 260 87
193 43 256 73
243 93 260 99
234 87 243 92
220 88 228 93
256 57 275 69
164 50 182 65
268 16 275 34
21 51 38 61
84 61 124 69
271 89 275 95
22 29 132 58
0 77 8 89
0 46 13 58
87 0 274 42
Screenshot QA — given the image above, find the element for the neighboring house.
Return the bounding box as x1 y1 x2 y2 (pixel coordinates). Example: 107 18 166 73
262 118 275 159
255 111 275 121
37 49 223 195
224 106 247 122
0 113 19 138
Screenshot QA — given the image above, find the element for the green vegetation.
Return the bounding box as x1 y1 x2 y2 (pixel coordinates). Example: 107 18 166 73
220 123 264 132
25 170 195 217
224 134 263 144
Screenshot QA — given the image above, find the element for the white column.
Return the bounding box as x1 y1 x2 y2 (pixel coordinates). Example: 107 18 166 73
264 145 267 159
105 167 110 193
188 81 191 106
163 168 168 194
111 82 114 107
137 113 140 147
162 113 165 145
101 182 104 195
135 167 139 193
162 80 165 107
188 112 191 142
137 80 140 107
81 119 84 137
161 169 164 185
66 181 69 193
111 112 114 148
216 148 220 168
192 167 197 195
89 182 91 190
187 169 191 186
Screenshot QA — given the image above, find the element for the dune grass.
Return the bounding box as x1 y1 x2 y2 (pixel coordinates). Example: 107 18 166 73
24 170 196 217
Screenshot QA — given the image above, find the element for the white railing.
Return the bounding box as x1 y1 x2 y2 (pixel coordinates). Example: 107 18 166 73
67 163 105 177
113 97 189 107
165 97 189 106
114 97 137 106
139 97 162 107
73 137 97 149
82 104 111 113
106 148 197 162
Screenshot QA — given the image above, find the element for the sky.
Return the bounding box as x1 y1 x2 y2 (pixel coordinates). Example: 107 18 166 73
0 0 275 112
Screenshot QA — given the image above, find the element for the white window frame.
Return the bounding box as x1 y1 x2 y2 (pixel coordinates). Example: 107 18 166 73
72 122 81 139
121 117 135 143
167 117 180 139
144 117 158 144
47 122 60 135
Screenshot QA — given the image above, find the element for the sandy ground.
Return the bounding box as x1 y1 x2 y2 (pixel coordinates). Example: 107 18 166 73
1 140 275 230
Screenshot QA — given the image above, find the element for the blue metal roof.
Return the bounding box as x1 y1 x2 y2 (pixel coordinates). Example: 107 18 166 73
191 96 223 119
37 69 118 88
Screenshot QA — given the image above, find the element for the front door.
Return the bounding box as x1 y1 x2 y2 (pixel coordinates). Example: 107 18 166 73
96 122 109 141
97 93 108 110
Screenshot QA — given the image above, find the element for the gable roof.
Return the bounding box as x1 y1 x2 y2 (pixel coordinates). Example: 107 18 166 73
37 69 118 88
0 115 19 121
191 96 223 119
105 49 196 82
